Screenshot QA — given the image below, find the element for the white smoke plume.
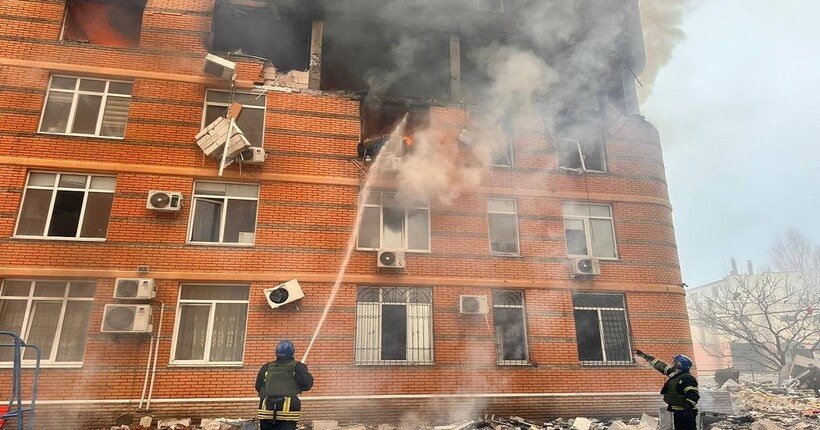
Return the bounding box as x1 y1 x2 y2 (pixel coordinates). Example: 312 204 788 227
638 0 697 101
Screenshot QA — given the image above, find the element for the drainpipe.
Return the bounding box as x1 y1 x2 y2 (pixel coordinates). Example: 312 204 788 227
146 301 165 410
138 330 155 410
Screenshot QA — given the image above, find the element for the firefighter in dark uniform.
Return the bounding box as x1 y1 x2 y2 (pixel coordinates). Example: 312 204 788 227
255 340 314 430
635 350 699 430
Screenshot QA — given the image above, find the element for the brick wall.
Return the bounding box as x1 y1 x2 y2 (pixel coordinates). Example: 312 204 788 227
0 1 691 428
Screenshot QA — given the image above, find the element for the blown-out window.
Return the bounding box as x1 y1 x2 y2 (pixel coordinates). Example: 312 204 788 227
188 182 259 245
558 137 606 172
170 284 250 365
354 287 433 365
0 280 95 366
39 76 132 138
203 90 266 148
573 293 632 365
493 290 528 365
15 172 115 240
63 0 147 47
357 191 430 252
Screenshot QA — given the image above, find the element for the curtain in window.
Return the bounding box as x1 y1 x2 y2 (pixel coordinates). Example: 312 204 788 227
406 302 432 362
0 301 26 361
174 305 210 360
354 301 381 363
210 303 247 362
56 301 92 362
24 301 62 360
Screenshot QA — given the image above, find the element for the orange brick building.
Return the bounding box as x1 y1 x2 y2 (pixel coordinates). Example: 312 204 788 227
0 0 692 428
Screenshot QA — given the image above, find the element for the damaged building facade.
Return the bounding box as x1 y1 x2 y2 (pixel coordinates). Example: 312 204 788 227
0 0 690 428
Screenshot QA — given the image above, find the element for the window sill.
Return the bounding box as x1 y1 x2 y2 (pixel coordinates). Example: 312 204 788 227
353 361 435 366
357 248 432 254
12 235 106 242
186 242 255 248
567 255 619 261
168 362 244 368
0 362 83 369
490 252 522 258
37 131 125 140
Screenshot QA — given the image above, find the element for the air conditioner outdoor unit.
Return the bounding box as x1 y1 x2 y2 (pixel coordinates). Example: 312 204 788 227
203 53 236 81
570 257 601 277
114 278 155 300
377 249 406 269
459 295 489 315
241 147 267 164
264 279 305 309
101 304 153 333
147 191 183 211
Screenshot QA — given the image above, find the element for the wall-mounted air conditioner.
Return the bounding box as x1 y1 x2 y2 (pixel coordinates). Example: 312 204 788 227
203 53 236 81
570 257 601 277
459 295 489 315
377 249 406 269
114 278 155 300
101 304 153 333
147 190 183 211
264 279 305 309
241 147 267 164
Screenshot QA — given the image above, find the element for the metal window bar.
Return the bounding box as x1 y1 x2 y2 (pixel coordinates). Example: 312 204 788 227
0 331 40 430
354 287 434 365
573 306 632 366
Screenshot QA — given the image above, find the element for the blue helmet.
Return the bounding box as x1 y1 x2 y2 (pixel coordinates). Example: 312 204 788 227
275 339 295 360
673 354 693 371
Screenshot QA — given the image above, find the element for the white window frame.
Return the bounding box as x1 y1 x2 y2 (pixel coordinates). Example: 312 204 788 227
493 289 529 365
169 284 250 366
202 90 267 148
187 181 259 246
487 198 520 256
0 280 95 368
38 75 133 139
557 137 606 173
354 287 434 365
572 293 633 366
562 202 618 259
14 172 116 241
357 191 431 252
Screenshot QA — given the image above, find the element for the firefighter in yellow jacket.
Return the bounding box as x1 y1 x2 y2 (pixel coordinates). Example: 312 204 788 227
635 349 699 430
255 340 314 430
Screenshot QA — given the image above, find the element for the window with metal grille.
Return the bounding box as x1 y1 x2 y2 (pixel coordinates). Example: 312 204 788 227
188 181 259 245
487 198 520 255
15 172 115 239
562 202 617 259
39 76 132 138
203 90 266 148
354 287 433 365
0 280 95 365
572 292 632 365
357 191 430 252
493 290 529 365
170 284 250 365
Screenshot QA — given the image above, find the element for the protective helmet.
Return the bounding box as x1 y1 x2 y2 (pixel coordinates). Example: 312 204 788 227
673 354 693 371
275 339 295 360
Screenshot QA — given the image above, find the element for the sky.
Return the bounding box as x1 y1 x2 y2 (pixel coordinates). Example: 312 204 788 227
640 1 820 287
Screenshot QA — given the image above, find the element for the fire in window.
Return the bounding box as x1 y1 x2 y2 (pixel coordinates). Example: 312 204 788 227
357 102 429 161
63 0 147 47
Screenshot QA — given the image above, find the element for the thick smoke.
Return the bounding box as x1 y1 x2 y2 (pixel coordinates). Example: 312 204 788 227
638 0 695 101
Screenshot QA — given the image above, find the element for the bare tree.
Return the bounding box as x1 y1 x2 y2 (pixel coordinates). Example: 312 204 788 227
770 229 820 281
688 272 820 371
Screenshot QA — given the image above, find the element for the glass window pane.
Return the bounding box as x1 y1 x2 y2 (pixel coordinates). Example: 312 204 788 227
100 96 131 137
68 282 96 297
80 192 113 238
181 285 249 301
174 305 210 360
59 174 87 188
0 300 26 361
488 199 515 213
382 304 407 360
223 199 257 243
2 281 32 296
383 206 404 249
195 182 228 196
56 301 92 361
29 173 56 187
191 198 222 242
210 303 247 361
34 281 67 297
363 192 381 206
47 190 84 237
489 213 518 254
16 189 53 236
226 184 258 198
71 94 103 134
572 293 624 308
358 207 380 248
108 82 133 95
236 108 265 147
40 91 73 134
233 93 266 107
564 219 588 255
206 90 232 104
24 301 62 359
78 79 106 92
589 205 611 217
590 218 616 258
204 105 225 127
406 209 429 250
51 76 77 90
574 309 603 361
89 176 116 191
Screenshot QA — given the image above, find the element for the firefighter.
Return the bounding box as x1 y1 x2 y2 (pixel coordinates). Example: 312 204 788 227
255 339 314 430
635 350 699 430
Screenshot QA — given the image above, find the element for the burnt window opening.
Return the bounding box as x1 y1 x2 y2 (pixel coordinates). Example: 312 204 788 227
558 136 606 173
322 19 450 99
358 102 430 160
572 292 632 365
211 0 311 73
63 0 146 48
